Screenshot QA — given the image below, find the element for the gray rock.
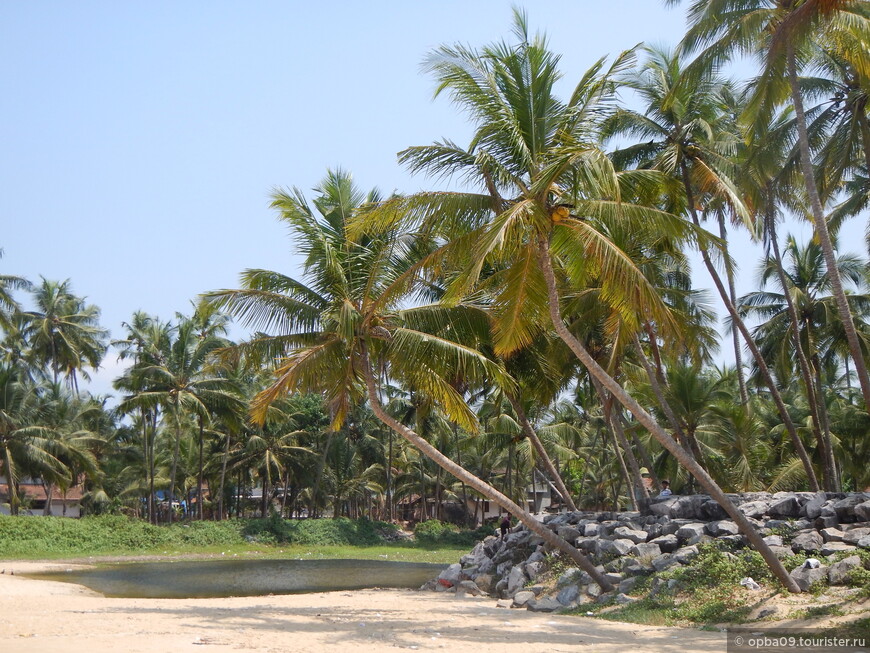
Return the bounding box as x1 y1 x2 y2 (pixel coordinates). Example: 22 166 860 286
858 535 870 550
675 523 706 545
557 568 582 586
438 564 463 584
496 598 513 608
820 527 845 543
586 583 603 598
455 580 484 596
648 496 679 517
842 527 870 545
833 495 869 523
474 573 494 593
856 501 870 522
670 495 710 520
706 520 740 537
525 561 545 581
512 590 536 607
803 492 829 520
618 576 639 594
739 500 770 518
718 534 748 548
506 566 528 595
814 515 840 530
768 496 802 518
673 545 699 564
526 597 563 612
583 523 600 537
650 533 680 553
820 542 855 556
651 553 678 572
763 534 783 547
601 538 635 557
828 555 862 585
791 530 823 553
556 584 581 605
631 542 662 559
615 593 637 605
612 526 648 544
575 537 599 554
557 526 582 542
790 564 829 591
769 545 795 559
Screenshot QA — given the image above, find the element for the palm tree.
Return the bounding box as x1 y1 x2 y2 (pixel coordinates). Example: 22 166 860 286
674 0 870 412
739 236 870 487
206 168 616 590
21 278 108 392
604 44 819 488
357 12 800 591
0 249 31 335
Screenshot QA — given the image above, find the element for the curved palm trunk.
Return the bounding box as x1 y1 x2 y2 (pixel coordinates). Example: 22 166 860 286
681 164 818 490
360 347 614 592
787 44 870 413
536 237 802 593
506 393 578 511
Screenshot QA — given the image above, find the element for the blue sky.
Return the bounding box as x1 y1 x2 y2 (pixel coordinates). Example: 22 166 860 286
0 2 859 395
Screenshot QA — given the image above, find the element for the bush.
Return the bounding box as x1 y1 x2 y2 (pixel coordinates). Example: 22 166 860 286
413 519 491 546
243 515 399 546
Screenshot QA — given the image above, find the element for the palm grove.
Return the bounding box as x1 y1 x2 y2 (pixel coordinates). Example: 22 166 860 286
2 3 869 592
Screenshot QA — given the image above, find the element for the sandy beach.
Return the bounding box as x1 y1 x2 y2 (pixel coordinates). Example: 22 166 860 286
0 560 730 653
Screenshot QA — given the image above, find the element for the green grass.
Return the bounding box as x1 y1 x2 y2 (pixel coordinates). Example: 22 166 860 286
0 514 471 564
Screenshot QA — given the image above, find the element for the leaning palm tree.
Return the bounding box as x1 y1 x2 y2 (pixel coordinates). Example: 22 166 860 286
206 168 616 590
355 12 801 591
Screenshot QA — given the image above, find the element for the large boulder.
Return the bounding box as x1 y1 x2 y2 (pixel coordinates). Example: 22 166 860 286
790 562 829 591
768 495 802 518
600 538 635 557
612 526 648 544
675 523 706 544
706 520 740 537
556 584 581 606
631 542 663 559
843 527 870 545
791 530 824 553
738 501 770 519
833 495 870 523
650 533 680 553
803 492 830 520
828 555 862 586
855 501 870 523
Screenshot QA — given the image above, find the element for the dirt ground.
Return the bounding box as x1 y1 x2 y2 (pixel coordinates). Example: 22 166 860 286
0 560 730 653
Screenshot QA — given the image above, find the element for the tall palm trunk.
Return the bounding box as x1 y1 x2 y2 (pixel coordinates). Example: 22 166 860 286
718 214 749 404
197 414 205 520
787 43 870 412
360 346 614 592
506 394 578 511
769 228 830 489
216 428 232 520
593 379 648 509
1 445 19 516
535 237 801 593
680 163 818 490
167 402 182 524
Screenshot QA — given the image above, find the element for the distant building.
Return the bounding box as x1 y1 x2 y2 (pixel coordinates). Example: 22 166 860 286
0 479 83 517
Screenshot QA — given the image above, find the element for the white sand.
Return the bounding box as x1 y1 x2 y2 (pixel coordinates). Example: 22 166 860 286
0 561 726 653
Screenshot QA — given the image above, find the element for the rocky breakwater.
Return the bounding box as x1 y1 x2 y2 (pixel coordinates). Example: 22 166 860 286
422 491 870 611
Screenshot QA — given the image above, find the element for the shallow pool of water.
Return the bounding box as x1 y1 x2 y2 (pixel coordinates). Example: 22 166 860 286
28 558 446 599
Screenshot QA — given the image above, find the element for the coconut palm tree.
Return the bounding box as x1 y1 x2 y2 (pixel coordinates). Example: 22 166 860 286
207 167 616 590
21 279 107 392
356 12 800 591
0 249 31 335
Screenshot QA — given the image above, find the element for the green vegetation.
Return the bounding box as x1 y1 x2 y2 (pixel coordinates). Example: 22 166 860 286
0 515 467 564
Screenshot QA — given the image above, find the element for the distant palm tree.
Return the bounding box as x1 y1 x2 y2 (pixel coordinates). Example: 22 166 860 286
22 278 107 392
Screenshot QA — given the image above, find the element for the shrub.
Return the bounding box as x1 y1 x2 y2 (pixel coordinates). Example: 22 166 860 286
413 520 490 546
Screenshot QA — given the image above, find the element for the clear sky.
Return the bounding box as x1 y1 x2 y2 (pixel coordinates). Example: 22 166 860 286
0 2 861 396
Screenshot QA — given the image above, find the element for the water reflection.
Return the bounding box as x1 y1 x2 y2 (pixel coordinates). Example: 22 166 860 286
28 558 445 599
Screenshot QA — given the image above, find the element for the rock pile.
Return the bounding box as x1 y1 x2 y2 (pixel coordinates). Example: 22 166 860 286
422 491 870 610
